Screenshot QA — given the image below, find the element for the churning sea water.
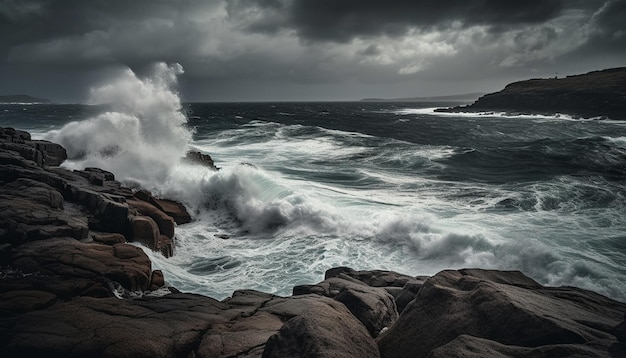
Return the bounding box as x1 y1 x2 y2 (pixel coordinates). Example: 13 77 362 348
2 63 625 301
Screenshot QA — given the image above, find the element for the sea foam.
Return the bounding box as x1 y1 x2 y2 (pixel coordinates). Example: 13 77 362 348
45 62 191 188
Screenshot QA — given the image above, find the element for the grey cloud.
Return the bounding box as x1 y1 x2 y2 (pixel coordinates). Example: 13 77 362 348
0 0 624 102
0 0 217 59
234 0 566 42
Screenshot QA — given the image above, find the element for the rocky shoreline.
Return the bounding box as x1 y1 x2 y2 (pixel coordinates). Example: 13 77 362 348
436 67 626 120
1 127 625 357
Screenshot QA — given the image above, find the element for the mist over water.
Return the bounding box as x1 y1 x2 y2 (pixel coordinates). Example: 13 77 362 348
3 64 625 302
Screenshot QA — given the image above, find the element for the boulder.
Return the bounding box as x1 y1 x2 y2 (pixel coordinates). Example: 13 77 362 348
376 269 626 358
294 276 398 337
323 266 427 314
262 294 380 358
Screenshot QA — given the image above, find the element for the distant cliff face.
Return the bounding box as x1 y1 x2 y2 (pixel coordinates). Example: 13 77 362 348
439 67 626 120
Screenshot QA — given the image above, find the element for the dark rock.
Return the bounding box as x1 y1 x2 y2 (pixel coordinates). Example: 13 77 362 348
128 199 175 239
427 334 611 358
294 275 398 337
436 67 626 120
91 231 126 245
134 189 192 225
184 150 220 170
130 215 160 251
3 127 626 358
376 269 626 358
262 295 380 358
612 314 626 343
153 198 192 224
32 140 67 166
11 238 153 292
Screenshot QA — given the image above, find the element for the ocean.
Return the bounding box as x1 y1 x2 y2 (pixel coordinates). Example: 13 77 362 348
2 65 625 302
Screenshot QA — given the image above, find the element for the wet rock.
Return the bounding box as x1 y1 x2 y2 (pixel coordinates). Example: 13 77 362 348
262 295 380 358
32 139 67 166
184 150 220 170
377 269 626 358
294 275 398 337
11 238 153 292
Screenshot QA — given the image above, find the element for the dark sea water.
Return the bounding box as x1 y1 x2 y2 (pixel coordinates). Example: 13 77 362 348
2 93 625 302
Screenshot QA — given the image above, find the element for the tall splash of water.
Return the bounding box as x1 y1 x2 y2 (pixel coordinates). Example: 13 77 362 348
46 62 191 189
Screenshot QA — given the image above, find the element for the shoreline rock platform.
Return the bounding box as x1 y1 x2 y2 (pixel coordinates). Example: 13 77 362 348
1 127 625 357
436 67 626 120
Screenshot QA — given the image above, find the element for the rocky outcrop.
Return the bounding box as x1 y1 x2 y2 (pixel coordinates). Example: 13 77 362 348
377 268 626 358
437 67 626 120
2 128 625 357
0 127 189 256
185 150 220 171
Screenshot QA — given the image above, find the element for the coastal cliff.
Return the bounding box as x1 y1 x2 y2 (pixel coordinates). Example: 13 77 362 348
1 127 625 357
436 67 626 120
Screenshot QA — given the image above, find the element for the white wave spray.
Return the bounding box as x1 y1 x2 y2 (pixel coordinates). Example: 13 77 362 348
46 62 191 188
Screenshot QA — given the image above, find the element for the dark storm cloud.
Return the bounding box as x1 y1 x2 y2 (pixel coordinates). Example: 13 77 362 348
590 0 626 47
0 0 211 66
0 0 624 102
233 0 566 42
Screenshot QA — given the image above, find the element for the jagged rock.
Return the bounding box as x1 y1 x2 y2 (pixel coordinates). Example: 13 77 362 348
134 189 192 224
185 150 220 170
324 266 428 314
153 197 192 225
128 199 175 239
32 139 67 166
0 179 89 244
376 269 626 358
0 128 66 167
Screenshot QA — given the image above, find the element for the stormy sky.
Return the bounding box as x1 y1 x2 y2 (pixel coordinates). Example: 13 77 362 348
0 0 625 102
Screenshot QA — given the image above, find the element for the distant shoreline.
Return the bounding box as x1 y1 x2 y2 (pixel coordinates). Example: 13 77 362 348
361 92 485 103
435 67 626 120
0 94 51 104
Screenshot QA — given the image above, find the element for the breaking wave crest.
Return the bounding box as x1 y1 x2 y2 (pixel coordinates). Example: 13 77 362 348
45 62 191 188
